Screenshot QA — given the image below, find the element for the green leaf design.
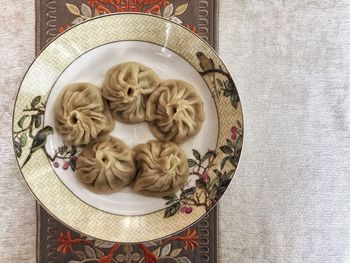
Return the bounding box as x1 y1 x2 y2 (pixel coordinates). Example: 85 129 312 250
213 169 222 177
220 156 230 170
14 141 22 158
164 201 180 218
33 114 41 128
230 156 239 166
165 199 177 205
226 169 235 181
192 149 201 160
188 159 197 167
31 96 41 108
20 133 27 147
18 115 29 128
227 80 236 91
223 90 233 97
69 159 76 171
226 139 234 148
209 177 218 190
230 94 239 109
68 145 77 156
220 145 233 154
217 78 224 87
236 136 243 145
181 187 196 197
196 179 206 189
209 185 218 200
202 150 216 162
163 195 177 201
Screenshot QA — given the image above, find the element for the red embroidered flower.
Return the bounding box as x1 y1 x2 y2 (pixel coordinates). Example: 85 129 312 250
88 0 100 8
185 24 197 33
57 231 73 255
157 0 170 7
138 244 158 263
165 228 199 251
98 243 120 263
56 231 94 256
59 25 70 33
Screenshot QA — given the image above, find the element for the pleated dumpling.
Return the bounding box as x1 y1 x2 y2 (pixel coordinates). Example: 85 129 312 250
133 140 189 197
101 62 160 123
76 135 137 193
146 80 204 144
55 83 114 146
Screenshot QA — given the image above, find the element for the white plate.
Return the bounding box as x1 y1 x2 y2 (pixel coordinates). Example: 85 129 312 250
45 40 219 215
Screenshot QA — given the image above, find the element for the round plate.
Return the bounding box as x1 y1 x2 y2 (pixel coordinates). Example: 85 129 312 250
13 13 243 243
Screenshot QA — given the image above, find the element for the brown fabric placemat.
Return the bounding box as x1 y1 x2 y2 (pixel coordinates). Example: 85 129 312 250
35 1 218 262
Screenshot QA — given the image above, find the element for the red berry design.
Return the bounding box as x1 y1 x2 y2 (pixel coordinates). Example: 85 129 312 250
53 162 59 168
231 127 237 134
180 207 187 213
63 162 69 170
202 172 209 181
71 155 78 161
231 133 237 141
185 207 193 214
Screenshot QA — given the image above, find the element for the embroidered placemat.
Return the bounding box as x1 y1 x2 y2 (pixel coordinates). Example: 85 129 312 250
35 1 218 262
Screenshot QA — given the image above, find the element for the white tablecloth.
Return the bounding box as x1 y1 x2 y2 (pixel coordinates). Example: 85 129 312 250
1 1 349 262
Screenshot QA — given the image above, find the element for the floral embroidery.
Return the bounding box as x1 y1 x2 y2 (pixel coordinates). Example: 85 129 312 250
56 228 198 262
185 24 197 33
60 1 196 33
59 24 71 33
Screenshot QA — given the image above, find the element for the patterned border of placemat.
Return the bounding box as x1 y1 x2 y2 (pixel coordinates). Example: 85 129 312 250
35 1 218 262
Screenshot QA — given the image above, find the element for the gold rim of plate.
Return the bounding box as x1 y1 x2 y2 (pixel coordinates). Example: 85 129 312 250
12 13 244 243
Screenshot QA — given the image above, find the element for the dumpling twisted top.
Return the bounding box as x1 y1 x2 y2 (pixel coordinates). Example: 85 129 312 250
133 140 189 197
102 62 160 123
55 82 114 146
76 135 137 193
146 80 204 144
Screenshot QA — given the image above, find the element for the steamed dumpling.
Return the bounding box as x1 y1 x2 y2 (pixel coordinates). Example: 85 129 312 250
55 83 114 146
101 62 160 123
76 135 136 193
133 140 189 197
146 80 204 144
